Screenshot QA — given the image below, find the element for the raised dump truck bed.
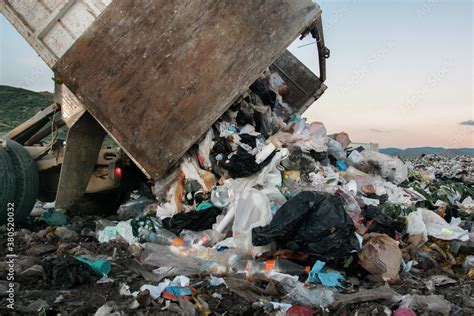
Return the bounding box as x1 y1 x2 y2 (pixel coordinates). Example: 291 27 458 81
53 0 323 179
1 0 327 210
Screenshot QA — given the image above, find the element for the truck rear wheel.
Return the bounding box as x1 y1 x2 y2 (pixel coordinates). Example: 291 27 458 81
5 139 39 225
0 142 16 225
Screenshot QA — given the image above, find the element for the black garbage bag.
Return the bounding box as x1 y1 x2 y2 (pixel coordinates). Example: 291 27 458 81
162 206 222 235
253 110 271 138
222 146 275 178
239 133 257 148
252 191 360 260
42 256 94 288
362 205 404 239
212 137 234 156
249 79 277 107
236 103 255 126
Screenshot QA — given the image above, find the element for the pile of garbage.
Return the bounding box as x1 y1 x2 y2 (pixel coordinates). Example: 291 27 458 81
408 154 473 184
2 69 473 315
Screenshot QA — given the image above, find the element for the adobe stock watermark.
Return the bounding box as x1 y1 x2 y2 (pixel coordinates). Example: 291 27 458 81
298 0 359 49
5 202 16 310
321 0 359 32
339 39 395 96
447 126 474 149
416 0 441 19
399 59 455 117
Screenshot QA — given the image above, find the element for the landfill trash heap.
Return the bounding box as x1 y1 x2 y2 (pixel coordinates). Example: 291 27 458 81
3 68 473 315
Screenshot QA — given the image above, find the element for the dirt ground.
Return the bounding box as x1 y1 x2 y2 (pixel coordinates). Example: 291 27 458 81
1 212 473 315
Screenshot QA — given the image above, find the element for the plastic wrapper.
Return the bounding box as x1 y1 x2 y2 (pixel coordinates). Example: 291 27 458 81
336 187 362 224
268 271 334 307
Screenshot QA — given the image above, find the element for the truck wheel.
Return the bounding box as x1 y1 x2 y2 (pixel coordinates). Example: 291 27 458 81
5 140 39 225
0 142 16 225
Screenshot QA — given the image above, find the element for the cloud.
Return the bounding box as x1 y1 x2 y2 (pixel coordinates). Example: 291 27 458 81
369 128 384 133
459 120 474 126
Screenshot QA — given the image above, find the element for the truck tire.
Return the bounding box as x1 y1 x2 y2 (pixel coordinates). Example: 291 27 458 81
5 139 39 225
0 143 16 225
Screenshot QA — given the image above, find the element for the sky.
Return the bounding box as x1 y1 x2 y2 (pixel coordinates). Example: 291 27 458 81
1 0 472 149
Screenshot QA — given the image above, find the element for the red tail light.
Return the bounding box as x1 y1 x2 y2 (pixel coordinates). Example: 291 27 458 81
114 167 123 179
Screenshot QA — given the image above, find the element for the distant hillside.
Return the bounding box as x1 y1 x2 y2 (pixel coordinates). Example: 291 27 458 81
380 147 474 158
0 85 53 135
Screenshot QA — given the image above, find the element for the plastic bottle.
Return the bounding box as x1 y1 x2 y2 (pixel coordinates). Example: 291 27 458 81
139 227 185 247
75 256 112 276
211 186 231 208
233 259 310 277
180 229 223 247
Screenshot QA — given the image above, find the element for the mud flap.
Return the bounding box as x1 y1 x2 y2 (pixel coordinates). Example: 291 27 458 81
55 112 106 210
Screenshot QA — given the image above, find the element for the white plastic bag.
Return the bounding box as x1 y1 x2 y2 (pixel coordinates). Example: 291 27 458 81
407 209 468 241
407 209 428 240
356 150 407 185
347 150 364 165
255 143 276 164
180 156 210 191
232 189 273 257
213 151 285 234
261 187 287 213
97 220 137 245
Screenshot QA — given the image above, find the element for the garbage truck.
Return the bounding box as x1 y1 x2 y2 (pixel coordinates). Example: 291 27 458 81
0 0 329 224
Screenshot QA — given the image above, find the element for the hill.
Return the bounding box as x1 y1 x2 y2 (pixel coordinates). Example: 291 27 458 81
0 85 53 135
380 147 474 158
